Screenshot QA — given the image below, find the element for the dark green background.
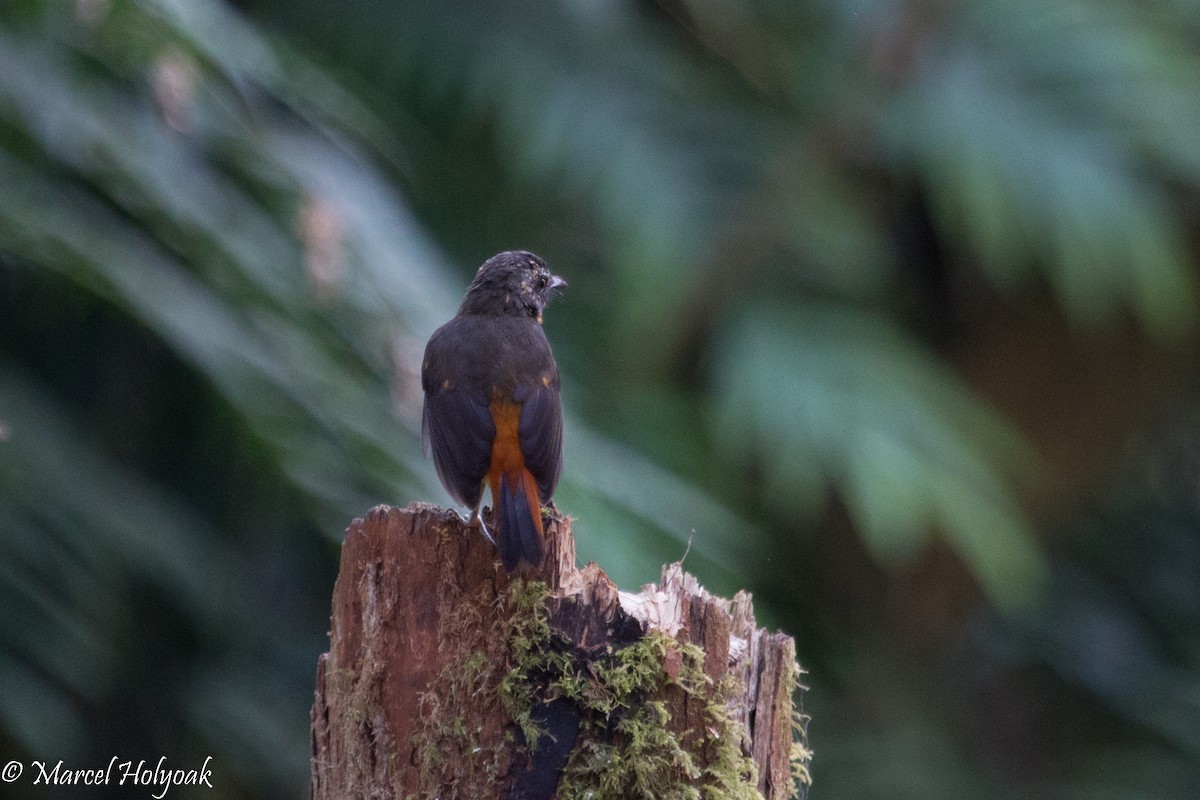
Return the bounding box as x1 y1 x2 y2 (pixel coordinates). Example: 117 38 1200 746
2 0 1200 797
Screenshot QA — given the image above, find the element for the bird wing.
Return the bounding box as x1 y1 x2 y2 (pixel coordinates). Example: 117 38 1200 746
422 386 494 509
514 381 563 502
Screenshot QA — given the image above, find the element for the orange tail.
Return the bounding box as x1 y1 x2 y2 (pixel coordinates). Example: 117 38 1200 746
494 468 545 571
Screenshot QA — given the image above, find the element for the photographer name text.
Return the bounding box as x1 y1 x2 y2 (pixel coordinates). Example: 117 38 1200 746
2 756 213 798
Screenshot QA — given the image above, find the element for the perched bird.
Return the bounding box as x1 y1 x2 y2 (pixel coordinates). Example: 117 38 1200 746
421 251 565 570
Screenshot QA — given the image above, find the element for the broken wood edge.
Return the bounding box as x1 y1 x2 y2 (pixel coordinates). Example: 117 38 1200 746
617 561 813 799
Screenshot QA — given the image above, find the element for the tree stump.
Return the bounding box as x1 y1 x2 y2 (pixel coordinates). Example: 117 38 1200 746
310 503 811 799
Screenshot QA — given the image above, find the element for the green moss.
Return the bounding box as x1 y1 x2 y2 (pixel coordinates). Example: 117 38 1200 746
497 587 768 800
701 675 760 800
561 699 702 800
408 576 559 800
410 576 797 799
783 658 813 796
497 577 566 748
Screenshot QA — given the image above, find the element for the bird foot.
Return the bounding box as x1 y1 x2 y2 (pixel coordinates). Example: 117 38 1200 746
460 509 496 546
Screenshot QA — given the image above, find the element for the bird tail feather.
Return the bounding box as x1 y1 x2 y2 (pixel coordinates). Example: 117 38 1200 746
496 469 546 571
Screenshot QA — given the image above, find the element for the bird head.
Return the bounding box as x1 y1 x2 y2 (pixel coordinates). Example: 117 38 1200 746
459 251 566 323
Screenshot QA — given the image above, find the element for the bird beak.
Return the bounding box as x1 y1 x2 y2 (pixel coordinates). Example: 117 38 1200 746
550 275 567 290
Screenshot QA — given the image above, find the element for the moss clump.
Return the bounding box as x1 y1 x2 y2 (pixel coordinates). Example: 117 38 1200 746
409 576 792 799
498 584 766 800
562 698 702 800
497 578 564 747
700 675 762 800
783 658 813 797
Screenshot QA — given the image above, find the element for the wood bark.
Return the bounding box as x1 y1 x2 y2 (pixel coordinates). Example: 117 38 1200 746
311 503 810 799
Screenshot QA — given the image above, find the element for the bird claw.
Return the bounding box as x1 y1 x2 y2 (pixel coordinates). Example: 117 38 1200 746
460 509 496 546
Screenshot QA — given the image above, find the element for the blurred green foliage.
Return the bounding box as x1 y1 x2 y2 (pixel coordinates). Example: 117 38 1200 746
1 0 1199 797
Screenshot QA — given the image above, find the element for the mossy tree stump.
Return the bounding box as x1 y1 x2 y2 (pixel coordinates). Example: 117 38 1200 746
310 503 811 799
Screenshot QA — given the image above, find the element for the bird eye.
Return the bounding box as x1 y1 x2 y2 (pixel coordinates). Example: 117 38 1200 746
534 274 548 290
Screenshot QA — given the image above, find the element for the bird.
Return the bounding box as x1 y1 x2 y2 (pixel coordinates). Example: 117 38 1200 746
421 251 565 570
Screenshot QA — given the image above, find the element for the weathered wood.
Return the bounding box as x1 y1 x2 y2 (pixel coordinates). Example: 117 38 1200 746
311 503 810 799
